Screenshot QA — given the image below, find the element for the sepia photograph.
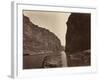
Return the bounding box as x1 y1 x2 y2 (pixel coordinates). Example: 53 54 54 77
11 2 97 78
23 10 91 69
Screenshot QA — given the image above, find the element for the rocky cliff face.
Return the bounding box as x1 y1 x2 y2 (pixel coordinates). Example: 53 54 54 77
65 13 91 66
23 15 63 55
23 15 63 69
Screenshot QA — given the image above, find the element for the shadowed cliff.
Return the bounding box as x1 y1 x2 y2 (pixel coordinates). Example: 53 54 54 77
65 13 91 66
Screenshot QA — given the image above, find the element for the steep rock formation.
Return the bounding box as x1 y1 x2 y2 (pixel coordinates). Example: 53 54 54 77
65 13 91 66
23 15 63 69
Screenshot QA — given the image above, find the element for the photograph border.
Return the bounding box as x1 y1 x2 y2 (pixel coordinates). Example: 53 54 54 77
11 1 97 78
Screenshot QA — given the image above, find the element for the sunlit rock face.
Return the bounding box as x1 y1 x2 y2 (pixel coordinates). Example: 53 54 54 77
65 13 91 66
23 15 64 69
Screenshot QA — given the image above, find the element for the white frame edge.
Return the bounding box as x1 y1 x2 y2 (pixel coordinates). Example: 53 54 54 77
11 1 18 78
